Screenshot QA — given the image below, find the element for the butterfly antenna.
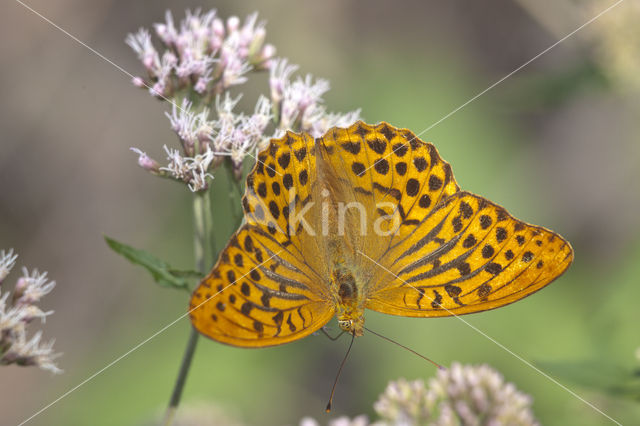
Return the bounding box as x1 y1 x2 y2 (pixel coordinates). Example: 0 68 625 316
325 331 355 413
364 326 445 370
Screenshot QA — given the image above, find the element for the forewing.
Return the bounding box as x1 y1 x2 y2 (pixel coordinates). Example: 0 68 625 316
190 131 335 347
317 121 460 275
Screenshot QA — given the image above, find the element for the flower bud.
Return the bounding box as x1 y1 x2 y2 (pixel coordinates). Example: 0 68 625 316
194 76 209 94
129 148 161 176
131 76 147 88
227 16 240 33
213 18 225 38
254 44 276 70
12 276 28 302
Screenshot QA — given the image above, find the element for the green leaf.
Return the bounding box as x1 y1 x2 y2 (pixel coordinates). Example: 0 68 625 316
538 359 640 401
104 236 201 292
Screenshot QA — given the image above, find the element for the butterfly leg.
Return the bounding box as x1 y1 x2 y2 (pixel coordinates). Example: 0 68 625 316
320 327 346 341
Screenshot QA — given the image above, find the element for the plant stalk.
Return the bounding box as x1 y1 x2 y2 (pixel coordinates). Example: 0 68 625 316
224 160 244 226
163 189 215 426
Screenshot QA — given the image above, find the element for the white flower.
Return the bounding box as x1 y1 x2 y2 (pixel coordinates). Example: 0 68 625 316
244 95 272 140
213 93 243 150
160 145 215 192
0 251 60 375
238 12 260 46
165 99 215 153
172 9 217 64
1 330 61 374
280 73 330 130
188 148 216 192
372 364 539 426
213 95 272 169
219 34 253 88
372 378 432 425
428 363 538 426
194 66 214 94
270 58 299 104
227 16 240 33
292 74 330 111
13 267 56 306
0 292 23 332
1 286 53 331
0 249 17 283
149 51 178 98
154 10 178 46
125 28 159 73
215 92 243 122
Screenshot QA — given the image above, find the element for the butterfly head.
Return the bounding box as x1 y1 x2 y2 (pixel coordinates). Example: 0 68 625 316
337 314 364 337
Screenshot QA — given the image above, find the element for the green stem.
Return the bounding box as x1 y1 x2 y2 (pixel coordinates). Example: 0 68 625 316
224 160 244 225
162 162 244 425
163 328 199 425
192 190 213 272
163 189 215 426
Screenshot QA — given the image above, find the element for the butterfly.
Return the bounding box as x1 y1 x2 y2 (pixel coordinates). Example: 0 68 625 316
189 121 573 347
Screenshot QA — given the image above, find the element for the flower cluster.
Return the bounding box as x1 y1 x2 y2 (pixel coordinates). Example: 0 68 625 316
301 363 538 426
373 363 538 426
371 377 433 424
127 10 274 99
0 249 61 374
270 59 361 138
128 9 361 192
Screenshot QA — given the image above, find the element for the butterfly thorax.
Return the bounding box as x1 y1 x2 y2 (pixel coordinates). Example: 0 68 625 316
331 266 365 336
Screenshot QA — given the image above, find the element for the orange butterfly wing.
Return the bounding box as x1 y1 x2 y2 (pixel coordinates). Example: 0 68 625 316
313 121 573 317
189 131 335 347
365 191 573 316
339 123 574 316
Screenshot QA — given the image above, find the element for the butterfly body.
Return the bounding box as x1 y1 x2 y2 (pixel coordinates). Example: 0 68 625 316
189 122 573 347
331 264 365 336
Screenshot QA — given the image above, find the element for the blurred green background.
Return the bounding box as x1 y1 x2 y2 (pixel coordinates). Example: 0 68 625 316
2 0 639 425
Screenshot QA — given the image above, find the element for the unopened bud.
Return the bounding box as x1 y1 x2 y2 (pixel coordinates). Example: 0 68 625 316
227 16 240 33
131 76 147 88
213 18 225 38
194 76 209 94
150 81 165 98
130 148 161 174
254 44 276 70
12 276 28 302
